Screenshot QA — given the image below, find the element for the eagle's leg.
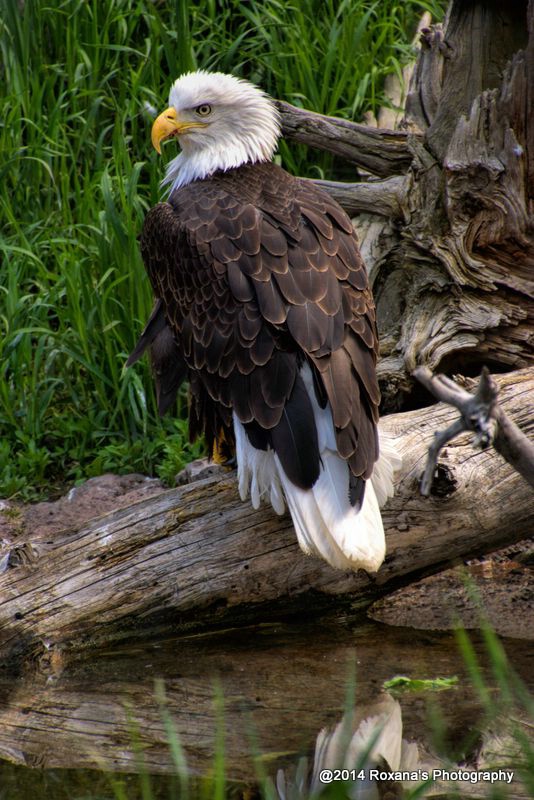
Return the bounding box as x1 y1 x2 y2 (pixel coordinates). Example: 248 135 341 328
211 427 236 467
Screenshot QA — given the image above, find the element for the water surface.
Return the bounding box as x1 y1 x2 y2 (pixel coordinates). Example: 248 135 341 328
0 617 532 797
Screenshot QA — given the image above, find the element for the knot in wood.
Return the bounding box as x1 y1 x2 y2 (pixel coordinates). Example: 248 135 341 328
468 411 496 449
429 463 458 498
4 543 39 569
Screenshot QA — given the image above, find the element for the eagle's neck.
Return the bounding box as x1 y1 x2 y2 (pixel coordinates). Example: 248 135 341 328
163 144 267 193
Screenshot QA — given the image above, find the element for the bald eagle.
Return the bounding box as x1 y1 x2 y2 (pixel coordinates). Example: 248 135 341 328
128 71 398 572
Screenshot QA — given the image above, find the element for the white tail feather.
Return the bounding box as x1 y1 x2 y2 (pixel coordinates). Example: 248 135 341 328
233 365 402 573
275 452 385 572
234 416 285 515
372 425 402 507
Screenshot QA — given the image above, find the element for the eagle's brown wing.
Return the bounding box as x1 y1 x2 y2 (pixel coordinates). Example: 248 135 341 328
138 162 379 489
126 298 187 416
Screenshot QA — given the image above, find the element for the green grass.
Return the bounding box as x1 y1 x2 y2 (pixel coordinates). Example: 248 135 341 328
456 624 534 797
0 0 445 499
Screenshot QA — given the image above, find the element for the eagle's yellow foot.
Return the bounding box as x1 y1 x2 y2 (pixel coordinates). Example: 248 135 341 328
211 430 235 467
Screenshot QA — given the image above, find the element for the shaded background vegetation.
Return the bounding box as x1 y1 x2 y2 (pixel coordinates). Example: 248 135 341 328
0 0 445 499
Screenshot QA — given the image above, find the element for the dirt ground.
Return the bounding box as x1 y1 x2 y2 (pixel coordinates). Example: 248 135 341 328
1 466 532 641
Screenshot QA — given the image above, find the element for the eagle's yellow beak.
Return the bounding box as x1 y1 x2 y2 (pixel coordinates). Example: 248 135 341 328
151 107 207 154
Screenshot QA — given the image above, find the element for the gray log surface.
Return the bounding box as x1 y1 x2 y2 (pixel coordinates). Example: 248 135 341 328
1 369 532 665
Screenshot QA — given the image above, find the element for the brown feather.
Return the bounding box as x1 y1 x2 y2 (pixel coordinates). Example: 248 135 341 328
286 302 329 353
301 207 334 240
315 347 354 430
344 332 381 406
238 307 262 341
261 218 288 257
253 278 287 324
126 298 167 367
260 351 296 409
227 261 254 302
270 372 320 488
250 327 275 366
150 324 187 416
274 268 307 306
293 263 329 301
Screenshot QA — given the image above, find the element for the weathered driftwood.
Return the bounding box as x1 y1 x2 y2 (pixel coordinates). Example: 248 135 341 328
281 3 534 412
1 369 532 665
413 366 534 493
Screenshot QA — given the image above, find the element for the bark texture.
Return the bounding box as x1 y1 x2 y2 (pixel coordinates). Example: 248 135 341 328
413 366 534 492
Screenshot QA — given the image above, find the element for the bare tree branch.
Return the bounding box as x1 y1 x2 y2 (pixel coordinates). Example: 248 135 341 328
276 100 418 178
413 366 534 494
309 175 408 218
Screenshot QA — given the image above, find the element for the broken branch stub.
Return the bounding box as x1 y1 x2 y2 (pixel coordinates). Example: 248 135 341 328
413 366 534 495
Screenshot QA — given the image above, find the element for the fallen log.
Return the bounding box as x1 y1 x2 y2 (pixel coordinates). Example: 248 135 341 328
1 368 532 665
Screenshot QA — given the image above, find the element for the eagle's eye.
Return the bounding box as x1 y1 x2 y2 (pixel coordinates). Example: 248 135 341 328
195 104 212 117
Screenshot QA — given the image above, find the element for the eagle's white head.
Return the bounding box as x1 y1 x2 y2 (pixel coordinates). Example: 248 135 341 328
151 71 281 193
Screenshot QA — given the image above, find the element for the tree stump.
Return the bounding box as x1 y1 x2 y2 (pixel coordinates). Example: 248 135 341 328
282 1 534 411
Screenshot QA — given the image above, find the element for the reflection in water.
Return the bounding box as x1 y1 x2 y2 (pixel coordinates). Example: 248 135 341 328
275 695 522 799
0 619 532 797
276 695 421 800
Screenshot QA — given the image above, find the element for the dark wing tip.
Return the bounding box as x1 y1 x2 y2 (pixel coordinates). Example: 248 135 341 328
270 372 320 490
126 299 166 367
151 326 187 416
349 474 366 509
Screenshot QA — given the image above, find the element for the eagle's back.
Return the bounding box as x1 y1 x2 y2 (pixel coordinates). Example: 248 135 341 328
140 161 379 489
